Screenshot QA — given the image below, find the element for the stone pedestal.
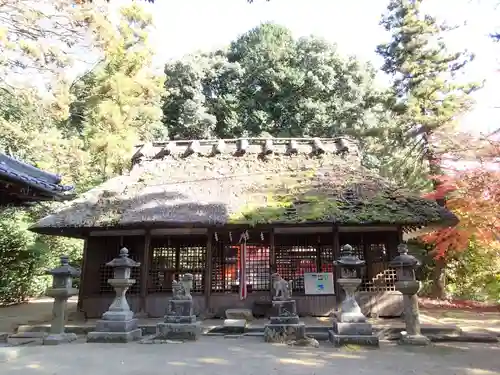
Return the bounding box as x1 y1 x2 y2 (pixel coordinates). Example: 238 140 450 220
264 299 305 343
156 299 201 341
396 281 430 346
43 256 80 346
87 279 142 343
43 289 78 345
329 278 379 347
269 300 300 324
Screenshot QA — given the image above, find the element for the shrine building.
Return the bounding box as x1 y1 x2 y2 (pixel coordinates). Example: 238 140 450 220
30 138 458 319
0 152 73 207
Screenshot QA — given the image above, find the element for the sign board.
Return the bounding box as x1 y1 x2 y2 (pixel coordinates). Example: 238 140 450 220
304 272 335 295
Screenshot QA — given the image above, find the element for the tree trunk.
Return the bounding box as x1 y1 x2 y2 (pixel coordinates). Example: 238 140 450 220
430 257 446 299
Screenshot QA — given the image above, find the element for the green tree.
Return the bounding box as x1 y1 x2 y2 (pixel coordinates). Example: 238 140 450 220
376 0 481 298
0 0 100 90
162 23 388 142
68 4 165 183
0 2 164 304
163 55 218 139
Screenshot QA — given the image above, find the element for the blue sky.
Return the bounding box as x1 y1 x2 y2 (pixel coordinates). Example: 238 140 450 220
109 0 500 134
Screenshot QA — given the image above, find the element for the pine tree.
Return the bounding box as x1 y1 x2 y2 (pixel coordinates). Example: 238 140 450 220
376 0 481 298
377 0 480 182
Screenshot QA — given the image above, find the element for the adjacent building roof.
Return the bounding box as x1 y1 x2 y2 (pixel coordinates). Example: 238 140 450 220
0 152 74 207
30 137 458 235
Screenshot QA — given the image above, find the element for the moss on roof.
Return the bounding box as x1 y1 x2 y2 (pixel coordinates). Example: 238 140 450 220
229 175 452 226
30 149 458 233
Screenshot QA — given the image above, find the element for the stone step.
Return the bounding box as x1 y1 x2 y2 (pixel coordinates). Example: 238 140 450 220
223 319 247 334
15 322 494 343
225 309 254 321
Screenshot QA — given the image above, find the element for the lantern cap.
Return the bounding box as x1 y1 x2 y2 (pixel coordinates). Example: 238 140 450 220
334 244 365 267
389 243 420 268
106 247 141 268
45 255 80 277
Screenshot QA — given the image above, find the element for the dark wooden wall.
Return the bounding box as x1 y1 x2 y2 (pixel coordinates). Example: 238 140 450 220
79 227 403 318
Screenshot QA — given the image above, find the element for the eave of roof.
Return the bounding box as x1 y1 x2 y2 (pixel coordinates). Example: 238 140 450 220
0 152 74 200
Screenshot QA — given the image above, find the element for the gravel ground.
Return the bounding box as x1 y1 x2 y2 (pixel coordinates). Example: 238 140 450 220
1 337 499 375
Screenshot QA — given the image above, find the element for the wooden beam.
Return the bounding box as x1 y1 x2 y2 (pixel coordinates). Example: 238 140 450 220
338 226 399 233
204 230 213 312
150 228 208 236
274 226 332 234
269 228 275 297
89 229 146 237
139 230 151 315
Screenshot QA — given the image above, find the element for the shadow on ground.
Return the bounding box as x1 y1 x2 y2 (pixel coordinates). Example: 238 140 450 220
1 337 499 375
0 297 77 333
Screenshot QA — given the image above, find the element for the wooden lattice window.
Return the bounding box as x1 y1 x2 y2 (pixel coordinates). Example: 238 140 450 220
148 245 176 292
211 242 238 293
274 233 333 293
246 240 270 291
320 245 335 273
179 245 206 293
99 252 140 295
210 231 271 293
359 242 396 292
148 237 206 293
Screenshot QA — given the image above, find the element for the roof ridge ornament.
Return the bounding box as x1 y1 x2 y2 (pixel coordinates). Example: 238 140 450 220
131 136 361 165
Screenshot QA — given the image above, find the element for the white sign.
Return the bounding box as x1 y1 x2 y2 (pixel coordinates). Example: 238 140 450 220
304 272 335 295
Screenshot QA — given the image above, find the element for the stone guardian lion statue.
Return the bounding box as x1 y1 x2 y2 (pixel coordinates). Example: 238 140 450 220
271 272 292 300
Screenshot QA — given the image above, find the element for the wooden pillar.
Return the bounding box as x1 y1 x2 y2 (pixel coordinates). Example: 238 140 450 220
386 226 404 260
332 225 341 303
269 228 276 297
139 230 151 315
77 237 89 312
397 226 404 243
363 235 373 280
204 230 213 312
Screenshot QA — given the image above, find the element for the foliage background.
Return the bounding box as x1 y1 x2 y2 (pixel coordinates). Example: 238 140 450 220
0 0 498 305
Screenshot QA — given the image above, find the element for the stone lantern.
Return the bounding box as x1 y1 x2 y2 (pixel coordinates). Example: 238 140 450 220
87 247 142 343
328 244 378 347
44 255 80 345
389 243 430 346
333 244 366 323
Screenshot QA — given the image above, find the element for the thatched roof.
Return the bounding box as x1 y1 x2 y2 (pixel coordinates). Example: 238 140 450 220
30 137 458 235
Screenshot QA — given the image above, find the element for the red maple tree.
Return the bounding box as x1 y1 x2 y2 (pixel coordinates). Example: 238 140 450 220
421 131 500 258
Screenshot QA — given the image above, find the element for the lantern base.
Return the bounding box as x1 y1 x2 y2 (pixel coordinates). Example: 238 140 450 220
156 321 202 341
269 316 300 324
43 332 77 346
87 329 142 343
95 317 139 332
264 323 306 343
336 311 367 323
272 300 297 316
328 331 380 347
87 314 142 343
102 310 134 321
333 321 373 336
